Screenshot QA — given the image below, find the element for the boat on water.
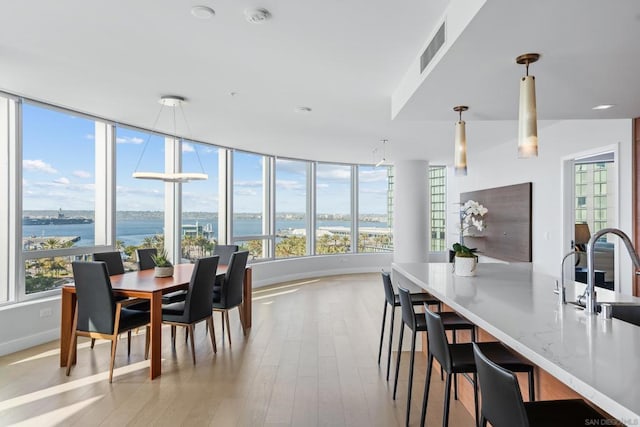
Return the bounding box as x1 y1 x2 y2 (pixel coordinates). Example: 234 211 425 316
23 209 94 226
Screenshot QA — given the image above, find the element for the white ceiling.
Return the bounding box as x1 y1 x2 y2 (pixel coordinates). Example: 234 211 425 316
1 0 639 165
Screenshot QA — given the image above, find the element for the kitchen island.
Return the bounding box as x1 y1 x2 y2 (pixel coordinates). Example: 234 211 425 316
392 262 640 424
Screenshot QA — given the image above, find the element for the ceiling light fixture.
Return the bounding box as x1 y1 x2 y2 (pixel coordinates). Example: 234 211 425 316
191 5 215 19
132 96 208 183
453 106 468 176
244 8 271 24
375 139 388 168
516 53 540 158
592 104 615 110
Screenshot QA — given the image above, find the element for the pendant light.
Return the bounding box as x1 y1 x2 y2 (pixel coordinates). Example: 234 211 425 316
453 106 468 176
516 53 540 158
132 96 208 183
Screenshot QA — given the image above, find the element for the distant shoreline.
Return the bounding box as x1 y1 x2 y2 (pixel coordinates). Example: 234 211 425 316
23 210 388 222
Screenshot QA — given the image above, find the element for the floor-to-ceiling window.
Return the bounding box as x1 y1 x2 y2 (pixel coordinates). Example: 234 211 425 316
232 150 270 260
315 163 352 254
21 102 102 295
429 166 447 251
358 165 392 252
115 126 166 269
275 158 308 258
2 92 403 304
181 141 219 262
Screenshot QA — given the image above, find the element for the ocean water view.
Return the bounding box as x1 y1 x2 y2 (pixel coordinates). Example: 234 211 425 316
22 214 389 248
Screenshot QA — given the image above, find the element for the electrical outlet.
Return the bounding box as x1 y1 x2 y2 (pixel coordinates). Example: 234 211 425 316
39 307 52 318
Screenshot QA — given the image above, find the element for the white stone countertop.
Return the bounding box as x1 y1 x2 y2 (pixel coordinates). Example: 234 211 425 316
391 262 640 425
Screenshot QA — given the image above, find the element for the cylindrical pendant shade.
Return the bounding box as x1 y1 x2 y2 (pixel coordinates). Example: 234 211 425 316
454 120 467 176
518 75 538 158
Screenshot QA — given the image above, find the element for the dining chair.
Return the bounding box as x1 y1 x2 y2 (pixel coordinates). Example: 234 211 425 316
213 250 249 345
136 248 157 271
162 256 219 364
213 244 239 265
394 286 477 426
379 271 441 381
213 244 240 287
66 261 150 383
420 309 535 427
90 251 130 349
93 251 125 275
472 343 606 427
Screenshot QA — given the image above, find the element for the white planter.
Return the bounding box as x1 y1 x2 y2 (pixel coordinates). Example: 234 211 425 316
454 256 477 277
154 266 174 278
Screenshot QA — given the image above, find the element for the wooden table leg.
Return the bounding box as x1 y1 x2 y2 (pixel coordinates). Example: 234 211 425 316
149 292 162 379
59 288 76 367
242 268 252 329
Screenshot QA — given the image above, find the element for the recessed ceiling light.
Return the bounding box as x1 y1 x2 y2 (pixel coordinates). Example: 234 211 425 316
592 104 615 110
244 8 271 24
191 5 215 19
295 106 312 113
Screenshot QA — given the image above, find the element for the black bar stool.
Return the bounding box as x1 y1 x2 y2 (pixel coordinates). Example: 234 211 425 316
378 271 441 380
420 309 535 427
395 286 477 427
472 343 607 427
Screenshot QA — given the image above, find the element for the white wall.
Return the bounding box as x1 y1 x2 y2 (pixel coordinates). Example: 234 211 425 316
250 253 394 288
448 119 633 292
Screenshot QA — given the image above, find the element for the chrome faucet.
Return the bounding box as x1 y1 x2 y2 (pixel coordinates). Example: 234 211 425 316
558 250 581 305
584 228 640 314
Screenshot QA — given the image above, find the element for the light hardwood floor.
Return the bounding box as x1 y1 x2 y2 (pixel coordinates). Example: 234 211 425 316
0 273 474 426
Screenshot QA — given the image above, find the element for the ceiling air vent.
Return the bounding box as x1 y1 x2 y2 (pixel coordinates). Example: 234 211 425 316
420 22 445 74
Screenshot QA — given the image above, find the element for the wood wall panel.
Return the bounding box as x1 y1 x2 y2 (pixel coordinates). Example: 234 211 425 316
461 182 533 262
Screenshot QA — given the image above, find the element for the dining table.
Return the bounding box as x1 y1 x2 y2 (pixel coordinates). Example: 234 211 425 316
59 263 253 379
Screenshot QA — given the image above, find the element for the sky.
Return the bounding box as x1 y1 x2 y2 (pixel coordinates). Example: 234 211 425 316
22 102 389 215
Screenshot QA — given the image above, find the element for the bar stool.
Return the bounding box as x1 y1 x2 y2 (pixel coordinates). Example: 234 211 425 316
395 286 477 427
420 309 535 427
378 271 441 380
472 343 607 427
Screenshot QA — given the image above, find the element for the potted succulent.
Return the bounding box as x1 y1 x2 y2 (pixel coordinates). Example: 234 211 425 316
151 248 173 278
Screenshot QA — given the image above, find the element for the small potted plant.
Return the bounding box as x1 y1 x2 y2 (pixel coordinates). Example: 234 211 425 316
452 242 479 277
151 248 173 278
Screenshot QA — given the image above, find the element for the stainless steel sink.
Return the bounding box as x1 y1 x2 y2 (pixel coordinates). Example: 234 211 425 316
568 300 640 326
610 304 640 327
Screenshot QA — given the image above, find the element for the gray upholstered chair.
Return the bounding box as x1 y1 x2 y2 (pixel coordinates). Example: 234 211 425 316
161 256 219 364
135 248 157 271
66 261 150 383
213 250 249 345
213 244 239 265
90 251 128 349
93 251 125 275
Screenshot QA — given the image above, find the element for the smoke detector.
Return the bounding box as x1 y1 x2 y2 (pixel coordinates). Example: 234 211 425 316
244 8 271 24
